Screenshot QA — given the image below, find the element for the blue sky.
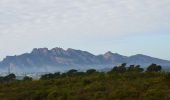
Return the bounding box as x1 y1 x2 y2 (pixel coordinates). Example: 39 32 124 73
0 0 170 60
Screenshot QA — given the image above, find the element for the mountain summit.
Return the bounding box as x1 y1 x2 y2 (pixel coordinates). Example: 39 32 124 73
0 47 170 72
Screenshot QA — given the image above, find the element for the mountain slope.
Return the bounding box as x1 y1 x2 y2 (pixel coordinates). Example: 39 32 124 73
0 47 170 72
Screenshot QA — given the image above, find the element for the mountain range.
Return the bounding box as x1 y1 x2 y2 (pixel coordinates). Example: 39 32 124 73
0 47 170 72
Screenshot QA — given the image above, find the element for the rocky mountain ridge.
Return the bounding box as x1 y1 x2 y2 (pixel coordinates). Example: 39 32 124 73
0 47 170 72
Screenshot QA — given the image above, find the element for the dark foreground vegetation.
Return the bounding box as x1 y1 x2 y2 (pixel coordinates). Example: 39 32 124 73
0 64 170 100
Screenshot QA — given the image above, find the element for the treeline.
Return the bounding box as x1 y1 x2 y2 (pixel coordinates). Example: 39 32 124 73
0 63 164 83
40 63 163 80
0 63 165 83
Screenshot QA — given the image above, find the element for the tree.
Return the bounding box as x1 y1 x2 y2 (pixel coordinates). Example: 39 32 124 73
23 76 33 81
54 72 60 77
40 73 55 80
121 63 127 67
117 63 127 73
66 69 78 75
40 72 61 80
86 69 97 74
1 73 16 83
4 73 16 81
0 77 4 83
127 65 144 72
146 64 162 72
135 65 144 72
109 63 127 73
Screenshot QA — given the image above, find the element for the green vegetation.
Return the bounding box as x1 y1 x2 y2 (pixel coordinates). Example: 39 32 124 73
146 63 162 72
0 64 170 100
0 73 16 84
23 76 33 81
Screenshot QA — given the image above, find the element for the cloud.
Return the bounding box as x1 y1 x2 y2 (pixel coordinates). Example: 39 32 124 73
0 0 170 59
0 0 170 37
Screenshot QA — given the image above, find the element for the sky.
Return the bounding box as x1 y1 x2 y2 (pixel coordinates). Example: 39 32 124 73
0 0 170 60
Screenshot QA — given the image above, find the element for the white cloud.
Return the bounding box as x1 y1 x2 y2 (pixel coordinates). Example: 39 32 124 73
0 0 170 59
0 0 170 36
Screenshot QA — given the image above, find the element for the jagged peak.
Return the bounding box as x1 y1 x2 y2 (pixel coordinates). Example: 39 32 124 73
103 51 127 60
130 54 150 58
67 48 85 53
104 51 121 56
134 54 146 56
51 47 65 51
104 51 114 59
104 51 113 55
67 48 76 51
31 48 49 54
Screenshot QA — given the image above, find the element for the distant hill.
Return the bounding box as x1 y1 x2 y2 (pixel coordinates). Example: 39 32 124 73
0 47 170 72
